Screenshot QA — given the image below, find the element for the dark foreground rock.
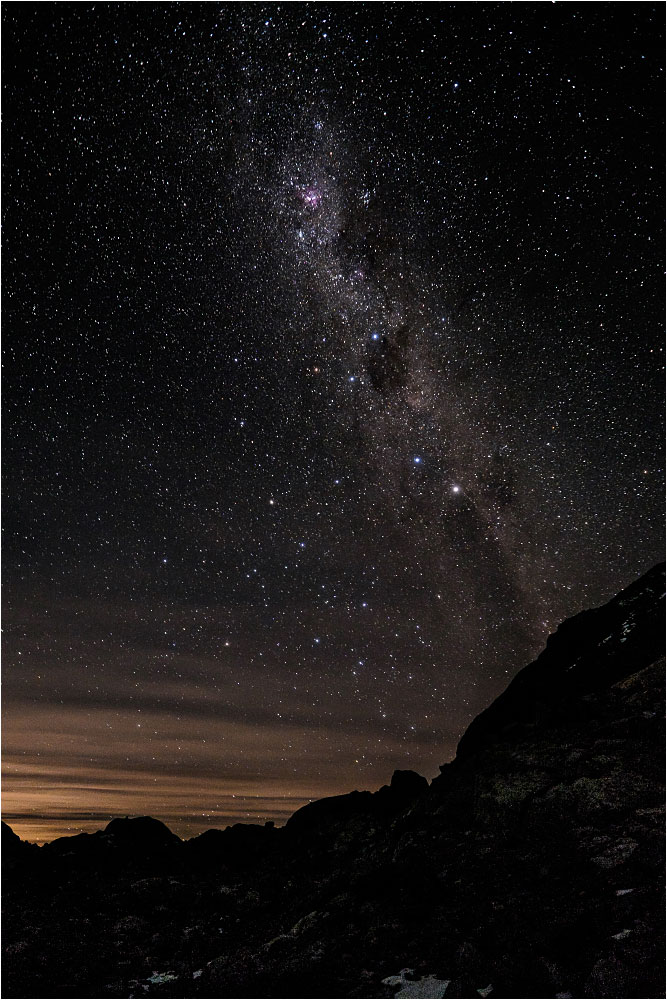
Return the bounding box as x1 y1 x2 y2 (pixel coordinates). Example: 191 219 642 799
3 565 665 999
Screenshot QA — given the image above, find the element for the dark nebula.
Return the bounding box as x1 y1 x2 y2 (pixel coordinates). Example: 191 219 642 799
2 4 663 842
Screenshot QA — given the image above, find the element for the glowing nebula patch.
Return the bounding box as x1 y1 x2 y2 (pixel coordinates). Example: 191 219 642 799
300 186 322 209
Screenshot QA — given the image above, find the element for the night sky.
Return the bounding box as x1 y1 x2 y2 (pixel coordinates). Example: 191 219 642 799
3 3 664 844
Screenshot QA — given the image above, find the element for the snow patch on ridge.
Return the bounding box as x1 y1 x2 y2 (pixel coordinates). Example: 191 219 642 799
382 968 450 998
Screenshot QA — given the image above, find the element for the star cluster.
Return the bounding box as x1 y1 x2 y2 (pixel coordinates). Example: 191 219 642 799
3 4 663 842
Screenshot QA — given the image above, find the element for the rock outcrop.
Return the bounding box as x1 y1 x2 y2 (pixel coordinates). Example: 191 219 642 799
455 561 665 760
1 820 27 859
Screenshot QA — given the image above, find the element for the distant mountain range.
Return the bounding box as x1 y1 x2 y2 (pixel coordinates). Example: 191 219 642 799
3 563 665 999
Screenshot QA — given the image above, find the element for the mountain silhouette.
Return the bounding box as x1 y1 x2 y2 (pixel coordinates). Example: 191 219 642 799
3 564 664 998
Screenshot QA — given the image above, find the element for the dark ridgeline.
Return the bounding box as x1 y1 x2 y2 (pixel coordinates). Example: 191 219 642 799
3 565 665 999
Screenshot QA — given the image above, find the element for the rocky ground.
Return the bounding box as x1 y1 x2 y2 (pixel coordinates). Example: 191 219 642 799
3 564 665 999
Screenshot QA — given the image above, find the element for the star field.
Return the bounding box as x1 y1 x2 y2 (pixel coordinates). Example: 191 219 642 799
3 4 664 842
